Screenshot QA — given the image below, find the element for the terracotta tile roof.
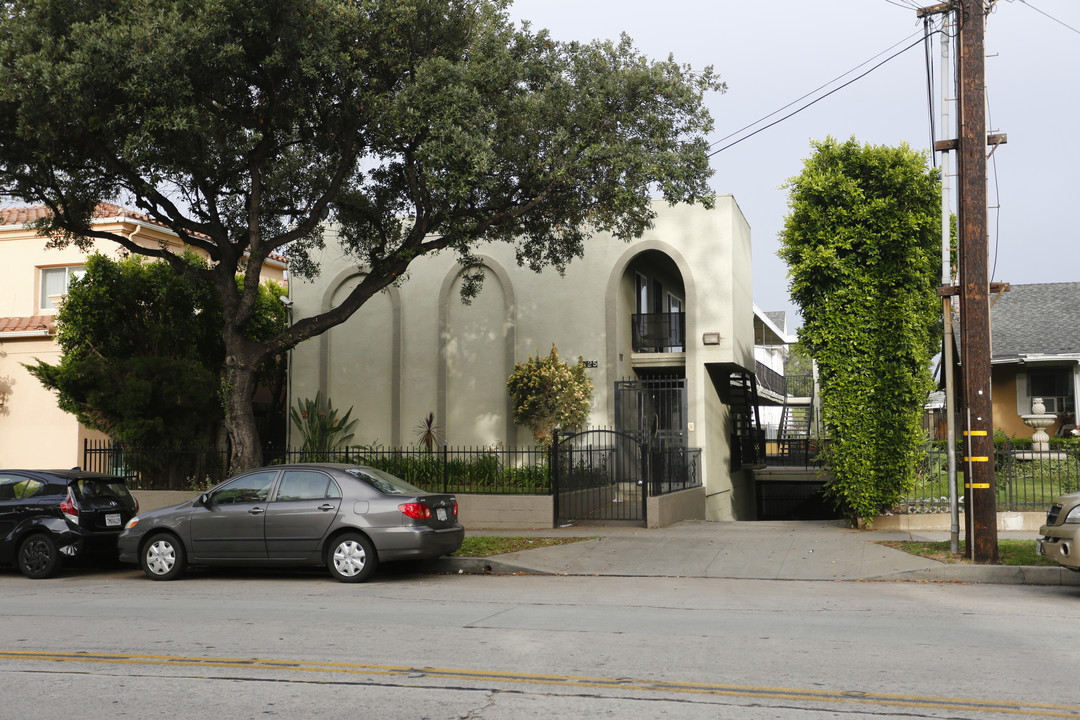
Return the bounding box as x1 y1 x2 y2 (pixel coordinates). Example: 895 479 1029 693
0 205 53 225
1 203 288 266
0 315 55 335
0 202 173 231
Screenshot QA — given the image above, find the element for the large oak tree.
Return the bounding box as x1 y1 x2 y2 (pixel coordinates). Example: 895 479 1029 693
0 0 723 470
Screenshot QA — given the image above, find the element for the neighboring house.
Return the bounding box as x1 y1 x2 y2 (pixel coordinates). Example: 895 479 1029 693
288 197 764 521
0 204 287 468
989 282 1080 439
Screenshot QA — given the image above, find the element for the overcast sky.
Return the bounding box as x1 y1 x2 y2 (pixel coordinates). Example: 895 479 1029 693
508 0 1080 333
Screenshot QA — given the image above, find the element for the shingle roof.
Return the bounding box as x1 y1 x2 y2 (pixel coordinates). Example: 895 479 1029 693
0 315 55 335
990 282 1080 360
764 311 787 334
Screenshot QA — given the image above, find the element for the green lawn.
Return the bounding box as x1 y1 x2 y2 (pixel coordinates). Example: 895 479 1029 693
879 539 1057 566
453 536 595 557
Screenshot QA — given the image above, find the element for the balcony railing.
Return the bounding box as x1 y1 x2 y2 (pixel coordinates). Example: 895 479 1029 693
755 361 785 397
631 312 685 353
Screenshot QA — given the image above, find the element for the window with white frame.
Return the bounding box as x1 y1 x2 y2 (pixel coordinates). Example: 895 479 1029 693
1017 367 1076 416
39 265 85 310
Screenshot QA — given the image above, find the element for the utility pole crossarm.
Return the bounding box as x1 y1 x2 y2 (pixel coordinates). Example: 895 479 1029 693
916 2 953 18
934 133 1006 152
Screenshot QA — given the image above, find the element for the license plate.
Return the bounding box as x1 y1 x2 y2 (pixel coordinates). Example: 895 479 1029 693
436 508 447 521
105 513 121 527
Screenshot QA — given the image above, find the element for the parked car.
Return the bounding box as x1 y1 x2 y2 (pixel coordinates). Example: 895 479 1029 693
1036 490 1080 571
0 469 139 579
118 463 464 583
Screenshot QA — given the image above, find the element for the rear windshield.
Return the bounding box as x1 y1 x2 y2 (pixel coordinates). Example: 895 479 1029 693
73 478 134 506
345 467 426 496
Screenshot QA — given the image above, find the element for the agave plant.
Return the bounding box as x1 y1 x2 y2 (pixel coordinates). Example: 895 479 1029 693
290 391 358 460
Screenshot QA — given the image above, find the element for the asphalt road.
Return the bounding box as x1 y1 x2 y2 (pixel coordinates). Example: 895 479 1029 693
2 564 1079 719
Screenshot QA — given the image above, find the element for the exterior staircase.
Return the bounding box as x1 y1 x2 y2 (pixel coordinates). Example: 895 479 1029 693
728 370 766 469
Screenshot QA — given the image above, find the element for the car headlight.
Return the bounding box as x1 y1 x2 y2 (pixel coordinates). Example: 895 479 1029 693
1065 506 1080 524
124 516 140 530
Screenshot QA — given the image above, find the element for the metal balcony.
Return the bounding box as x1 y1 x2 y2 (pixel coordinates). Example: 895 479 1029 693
631 312 685 353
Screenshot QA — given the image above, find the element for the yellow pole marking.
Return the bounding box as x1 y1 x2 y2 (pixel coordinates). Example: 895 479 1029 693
964 456 989 462
965 483 991 489
963 430 988 436
1 650 1078 717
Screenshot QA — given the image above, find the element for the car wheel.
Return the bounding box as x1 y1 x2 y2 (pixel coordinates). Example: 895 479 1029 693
18 533 60 579
140 533 187 581
327 533 377 583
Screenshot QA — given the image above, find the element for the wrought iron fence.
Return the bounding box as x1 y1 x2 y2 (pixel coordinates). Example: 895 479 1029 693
900 438 1080 513
763 438 829 469
278 445 551 495
648 447 702 496
83 440 230 491
85 439 703 497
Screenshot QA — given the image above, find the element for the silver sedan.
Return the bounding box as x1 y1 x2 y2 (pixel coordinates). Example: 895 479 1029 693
118 463 464 583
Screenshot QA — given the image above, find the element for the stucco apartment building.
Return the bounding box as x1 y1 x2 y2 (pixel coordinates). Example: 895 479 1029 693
0 204 287 468
288 197 764 521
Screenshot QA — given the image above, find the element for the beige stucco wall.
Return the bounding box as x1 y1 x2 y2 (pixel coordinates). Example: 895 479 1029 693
0 336 109 467
992 363 1078 440
289 197 757 519
0 214 287 468
992 365 1028 438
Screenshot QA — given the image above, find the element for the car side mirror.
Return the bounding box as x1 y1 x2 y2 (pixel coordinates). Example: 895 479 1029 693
194 493 209 507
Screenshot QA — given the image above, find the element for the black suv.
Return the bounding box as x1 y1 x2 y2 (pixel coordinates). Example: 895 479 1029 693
0 469 138 578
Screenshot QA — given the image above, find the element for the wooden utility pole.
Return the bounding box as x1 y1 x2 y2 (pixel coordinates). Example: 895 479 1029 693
956 0 998 562
921 0 1002 562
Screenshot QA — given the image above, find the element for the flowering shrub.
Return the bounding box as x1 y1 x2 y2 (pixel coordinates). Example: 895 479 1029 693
507 345 593 448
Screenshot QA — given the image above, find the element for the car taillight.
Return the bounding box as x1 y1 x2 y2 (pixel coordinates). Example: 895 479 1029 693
60 487 79 524
398 502 431 520
452 501 458 517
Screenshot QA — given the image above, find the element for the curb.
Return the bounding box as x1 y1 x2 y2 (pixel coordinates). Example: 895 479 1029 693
429 557 1080 586
877 564 1080 586
415 557 546 577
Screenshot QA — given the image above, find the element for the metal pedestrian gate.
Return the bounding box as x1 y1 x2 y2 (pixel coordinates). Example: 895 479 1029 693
552 429 647 526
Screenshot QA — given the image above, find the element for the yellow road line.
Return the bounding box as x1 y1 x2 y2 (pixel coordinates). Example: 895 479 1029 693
1 650 1077 717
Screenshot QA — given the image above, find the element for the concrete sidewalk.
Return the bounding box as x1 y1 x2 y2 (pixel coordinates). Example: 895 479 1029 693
438 520 1080 586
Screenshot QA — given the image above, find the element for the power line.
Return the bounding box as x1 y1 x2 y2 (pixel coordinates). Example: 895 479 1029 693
708 32 935 157
923 16 938 168
708 28 924 150
1005 0 1080 35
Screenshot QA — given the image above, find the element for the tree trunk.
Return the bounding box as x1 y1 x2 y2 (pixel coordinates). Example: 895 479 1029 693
223 354 263 472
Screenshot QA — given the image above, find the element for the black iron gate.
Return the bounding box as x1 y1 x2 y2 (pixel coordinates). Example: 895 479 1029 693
552 429 647 526
614 377 687 452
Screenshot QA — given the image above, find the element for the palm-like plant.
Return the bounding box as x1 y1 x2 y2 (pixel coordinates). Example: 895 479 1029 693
415 412 443 452
290 391 358 460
